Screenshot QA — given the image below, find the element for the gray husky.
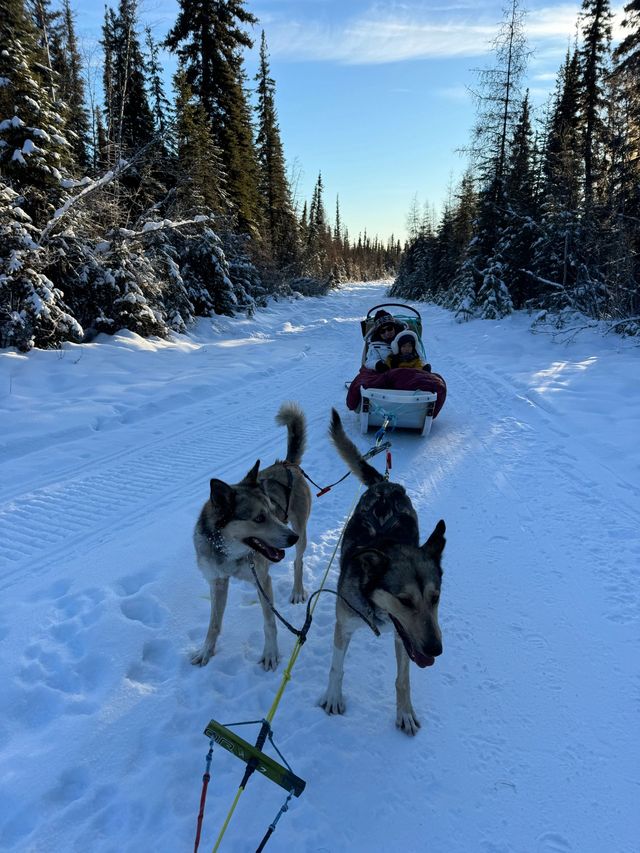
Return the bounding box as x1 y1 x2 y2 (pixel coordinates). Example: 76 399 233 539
192 402 312 671
320 409 446 734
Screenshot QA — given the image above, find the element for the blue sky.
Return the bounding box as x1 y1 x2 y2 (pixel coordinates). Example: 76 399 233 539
75 0 625 241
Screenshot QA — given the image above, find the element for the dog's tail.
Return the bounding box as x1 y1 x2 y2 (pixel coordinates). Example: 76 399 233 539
329 408 383 486
276 401 307 464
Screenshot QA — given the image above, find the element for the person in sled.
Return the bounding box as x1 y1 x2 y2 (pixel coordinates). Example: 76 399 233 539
346 311 447 418
386 331 432 372
364 310 407 371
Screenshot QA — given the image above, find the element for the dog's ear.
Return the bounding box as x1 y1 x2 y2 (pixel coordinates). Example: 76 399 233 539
352 548 390 586
241 459 260 486
209 478 236 520
422 519 446 562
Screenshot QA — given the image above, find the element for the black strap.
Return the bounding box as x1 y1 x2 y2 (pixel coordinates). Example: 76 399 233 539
249 560 380 642
296 441 391 497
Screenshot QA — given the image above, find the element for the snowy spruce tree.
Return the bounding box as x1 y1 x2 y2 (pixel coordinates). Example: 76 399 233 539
101 0 155 162
166 0 262 236
173 67 229 218
254 32 299 270
464 0 528 319
0 15 71 224
530 50 583 311
495 92 539 309
303 173 330 279
0 1 86 349
609 0 640 321
390 235 429 299
0 181 82 349
53 0 90 171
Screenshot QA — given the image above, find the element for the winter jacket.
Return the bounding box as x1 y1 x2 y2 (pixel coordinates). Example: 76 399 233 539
364 340 393 369
386 354 424 370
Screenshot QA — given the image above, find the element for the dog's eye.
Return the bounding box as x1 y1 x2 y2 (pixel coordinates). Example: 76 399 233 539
254 513 266 524
398 595 415 609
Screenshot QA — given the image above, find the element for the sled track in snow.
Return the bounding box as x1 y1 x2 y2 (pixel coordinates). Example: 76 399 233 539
0 363 328 591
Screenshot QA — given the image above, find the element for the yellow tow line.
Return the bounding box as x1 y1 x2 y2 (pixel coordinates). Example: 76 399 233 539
211 486 362 853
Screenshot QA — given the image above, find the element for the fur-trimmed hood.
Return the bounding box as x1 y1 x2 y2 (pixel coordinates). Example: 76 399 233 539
390 330 420 355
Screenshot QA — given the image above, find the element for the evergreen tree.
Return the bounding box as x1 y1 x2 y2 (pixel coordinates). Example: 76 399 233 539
434 172 476 299
499 92 539 308
611 0 640 220
452 0 528 318
303 172 332 277
145 27 172 141
54 0 90 170
299 200 308 245
334 195 342 247
0 5 71 224
0 181 82 349
101 0 155 160
468 0 528 187
390 233 435 300
166 0 262 234
542 49 582 210
173 67 228 216
530 50 583 307
476 259 514 318
579 0 613 212
614 0 640 76
254 31 298 267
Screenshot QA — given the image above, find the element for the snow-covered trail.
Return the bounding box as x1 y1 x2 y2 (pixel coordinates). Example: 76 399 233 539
0 282 637 853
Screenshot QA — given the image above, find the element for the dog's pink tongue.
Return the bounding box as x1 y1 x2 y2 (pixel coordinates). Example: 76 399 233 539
265 546 285 563
245 538 286 562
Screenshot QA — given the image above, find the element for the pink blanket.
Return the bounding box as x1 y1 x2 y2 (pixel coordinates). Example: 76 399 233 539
346 367 447 418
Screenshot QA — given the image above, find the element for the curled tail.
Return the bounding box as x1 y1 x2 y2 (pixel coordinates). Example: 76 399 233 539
329 409 383 486
276 401 307 464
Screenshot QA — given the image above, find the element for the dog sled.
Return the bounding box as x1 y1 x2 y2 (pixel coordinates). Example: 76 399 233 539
345 303 447 436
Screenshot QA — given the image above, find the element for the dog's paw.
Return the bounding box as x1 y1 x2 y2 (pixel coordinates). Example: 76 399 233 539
396 710 421 736
260 649 279 671
191 647 214 667
320 692 346 715
289 585 308 605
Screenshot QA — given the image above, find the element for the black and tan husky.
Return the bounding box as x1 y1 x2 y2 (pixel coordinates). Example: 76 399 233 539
192 402 311 671
320 409 446 734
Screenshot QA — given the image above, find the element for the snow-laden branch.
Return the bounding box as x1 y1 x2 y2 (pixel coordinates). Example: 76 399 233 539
37 138 163 247
37 157 134 247
115 215 211 242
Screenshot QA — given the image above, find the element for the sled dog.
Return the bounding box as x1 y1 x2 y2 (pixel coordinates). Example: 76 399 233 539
192 402 312 670
320 409 446 734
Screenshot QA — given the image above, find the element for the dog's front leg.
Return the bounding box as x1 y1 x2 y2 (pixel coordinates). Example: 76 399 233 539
290 527 308 604
394 632 420 735
255 569 279 670
320 618 354 715
192 578 229 666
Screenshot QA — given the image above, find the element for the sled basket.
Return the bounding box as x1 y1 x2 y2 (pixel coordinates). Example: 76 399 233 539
360 387 438 437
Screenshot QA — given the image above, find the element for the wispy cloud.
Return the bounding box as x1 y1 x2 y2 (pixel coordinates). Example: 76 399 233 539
435 85 471 101
265 3 628 65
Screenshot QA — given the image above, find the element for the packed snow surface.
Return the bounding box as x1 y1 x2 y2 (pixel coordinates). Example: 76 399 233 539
0 282 638 852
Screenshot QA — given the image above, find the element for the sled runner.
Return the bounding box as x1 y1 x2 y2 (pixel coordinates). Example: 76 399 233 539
346 303 446 436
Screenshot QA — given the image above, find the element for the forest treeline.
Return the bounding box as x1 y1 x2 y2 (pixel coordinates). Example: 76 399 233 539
392 0 640 335
0 0 400 351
